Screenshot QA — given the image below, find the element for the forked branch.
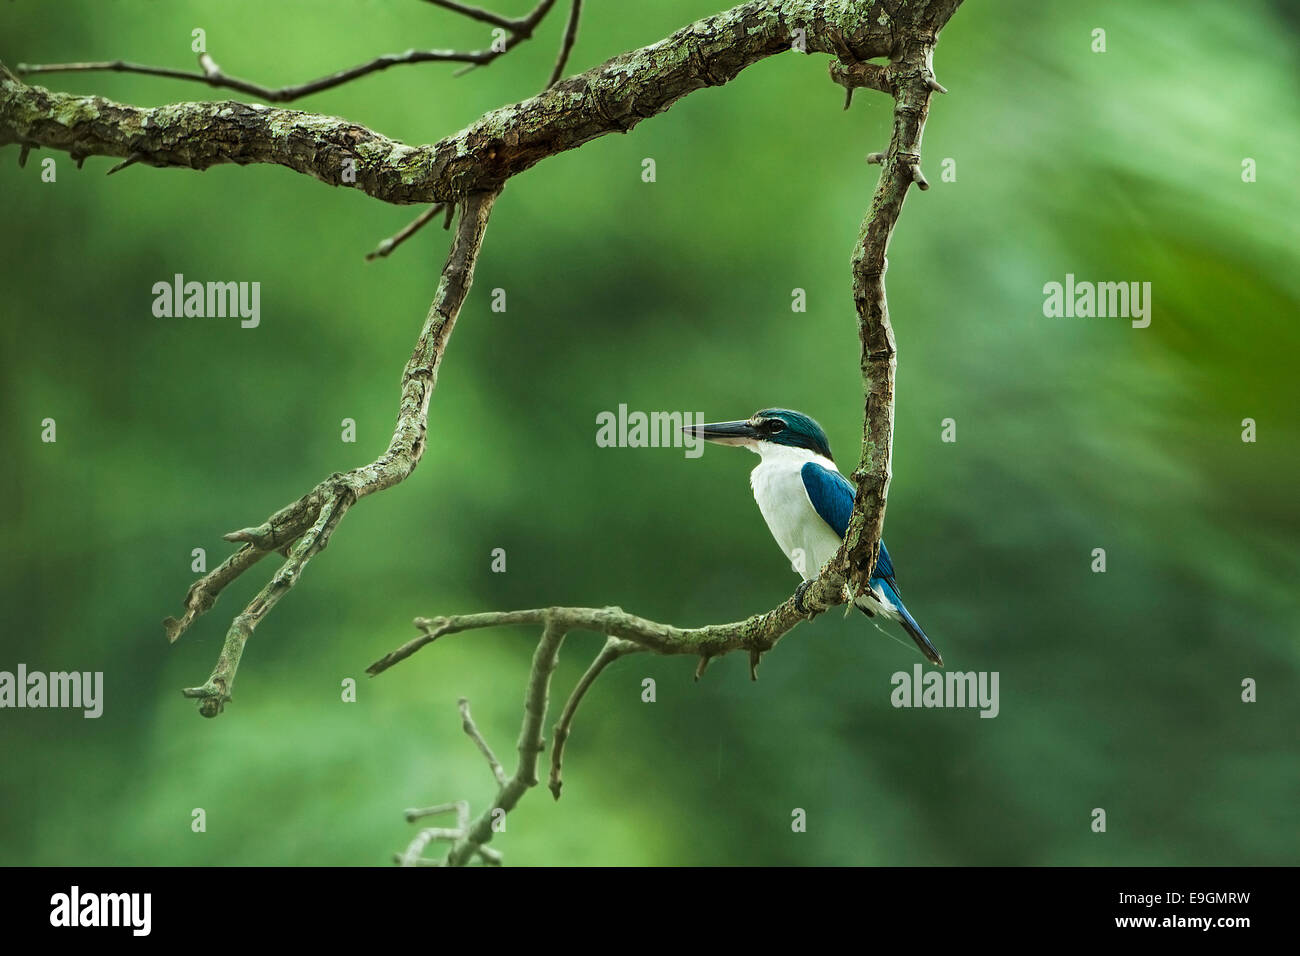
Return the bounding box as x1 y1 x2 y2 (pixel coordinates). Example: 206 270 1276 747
367 5 960 862
4 9 961 868
369 573 848 864
169 189 499 716
2 2 951 206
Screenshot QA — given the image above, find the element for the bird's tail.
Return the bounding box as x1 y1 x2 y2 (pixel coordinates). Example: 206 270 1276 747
861 580 944 667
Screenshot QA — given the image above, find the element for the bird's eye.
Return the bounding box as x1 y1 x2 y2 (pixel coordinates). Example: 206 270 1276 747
765 419 786 434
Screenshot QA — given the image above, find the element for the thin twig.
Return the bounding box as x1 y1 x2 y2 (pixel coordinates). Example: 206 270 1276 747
424 0 520 31
170 190 499 716
442 620 568 866
16 51 486 103
105 151 143 175
459 697 507 786
18 0 563 102
390 631 571 866
393 700 515 866
366 203 447 261
549 636 635 799
404 801 468 822
398 828 450 866
546 0 583 88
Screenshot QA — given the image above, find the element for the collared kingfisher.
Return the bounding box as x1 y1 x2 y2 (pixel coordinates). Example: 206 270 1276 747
683 408 943 666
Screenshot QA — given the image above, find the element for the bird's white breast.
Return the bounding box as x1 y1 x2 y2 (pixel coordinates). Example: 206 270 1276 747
748 446 845 582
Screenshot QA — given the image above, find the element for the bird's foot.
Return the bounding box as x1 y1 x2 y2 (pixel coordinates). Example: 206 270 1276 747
794 579 816 615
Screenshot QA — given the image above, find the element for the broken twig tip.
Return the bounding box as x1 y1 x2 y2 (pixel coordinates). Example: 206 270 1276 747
106 152 144 176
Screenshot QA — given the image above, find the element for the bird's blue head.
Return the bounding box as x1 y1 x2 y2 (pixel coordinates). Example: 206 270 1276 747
684 408 834 461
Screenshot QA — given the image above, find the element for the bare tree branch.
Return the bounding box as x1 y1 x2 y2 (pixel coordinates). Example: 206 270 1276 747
397 801 468 866
834 32 953 597
367 569 847 681
438 619 567 866
545 0 584 89
424 0 536 32
169 189 499 717
15 50 479 102
404 800 468 822
369 572 846 865
15 1 563 102
1 2 953 723
6 8 963 869
548 634 636 799
458 697 507 786
1 1 944 206
365 203 450 261
358 0 963 863
395 797 503 866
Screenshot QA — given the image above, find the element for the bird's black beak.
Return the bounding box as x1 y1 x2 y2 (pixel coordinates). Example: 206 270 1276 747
682 420 760 446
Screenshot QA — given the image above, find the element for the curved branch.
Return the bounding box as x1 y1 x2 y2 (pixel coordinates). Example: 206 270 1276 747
441 618 567 866
367 572 847 680
169 188 499 717
360 0 963 866
832 29 955 596
548 634 636 799
370 572 847 865
1 0 924 204
7 12 962 881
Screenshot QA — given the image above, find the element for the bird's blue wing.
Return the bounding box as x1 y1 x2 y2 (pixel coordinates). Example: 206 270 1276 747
801 464 935 661
801 462 901 590
800 461 854 539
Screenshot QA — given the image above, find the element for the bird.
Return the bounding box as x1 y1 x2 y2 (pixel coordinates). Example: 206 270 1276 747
682 408 943 666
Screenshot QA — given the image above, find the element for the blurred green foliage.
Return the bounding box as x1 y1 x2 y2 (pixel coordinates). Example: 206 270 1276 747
1 0 1297 866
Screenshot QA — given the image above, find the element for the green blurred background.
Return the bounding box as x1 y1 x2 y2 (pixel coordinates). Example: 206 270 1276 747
2 0 1297 866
